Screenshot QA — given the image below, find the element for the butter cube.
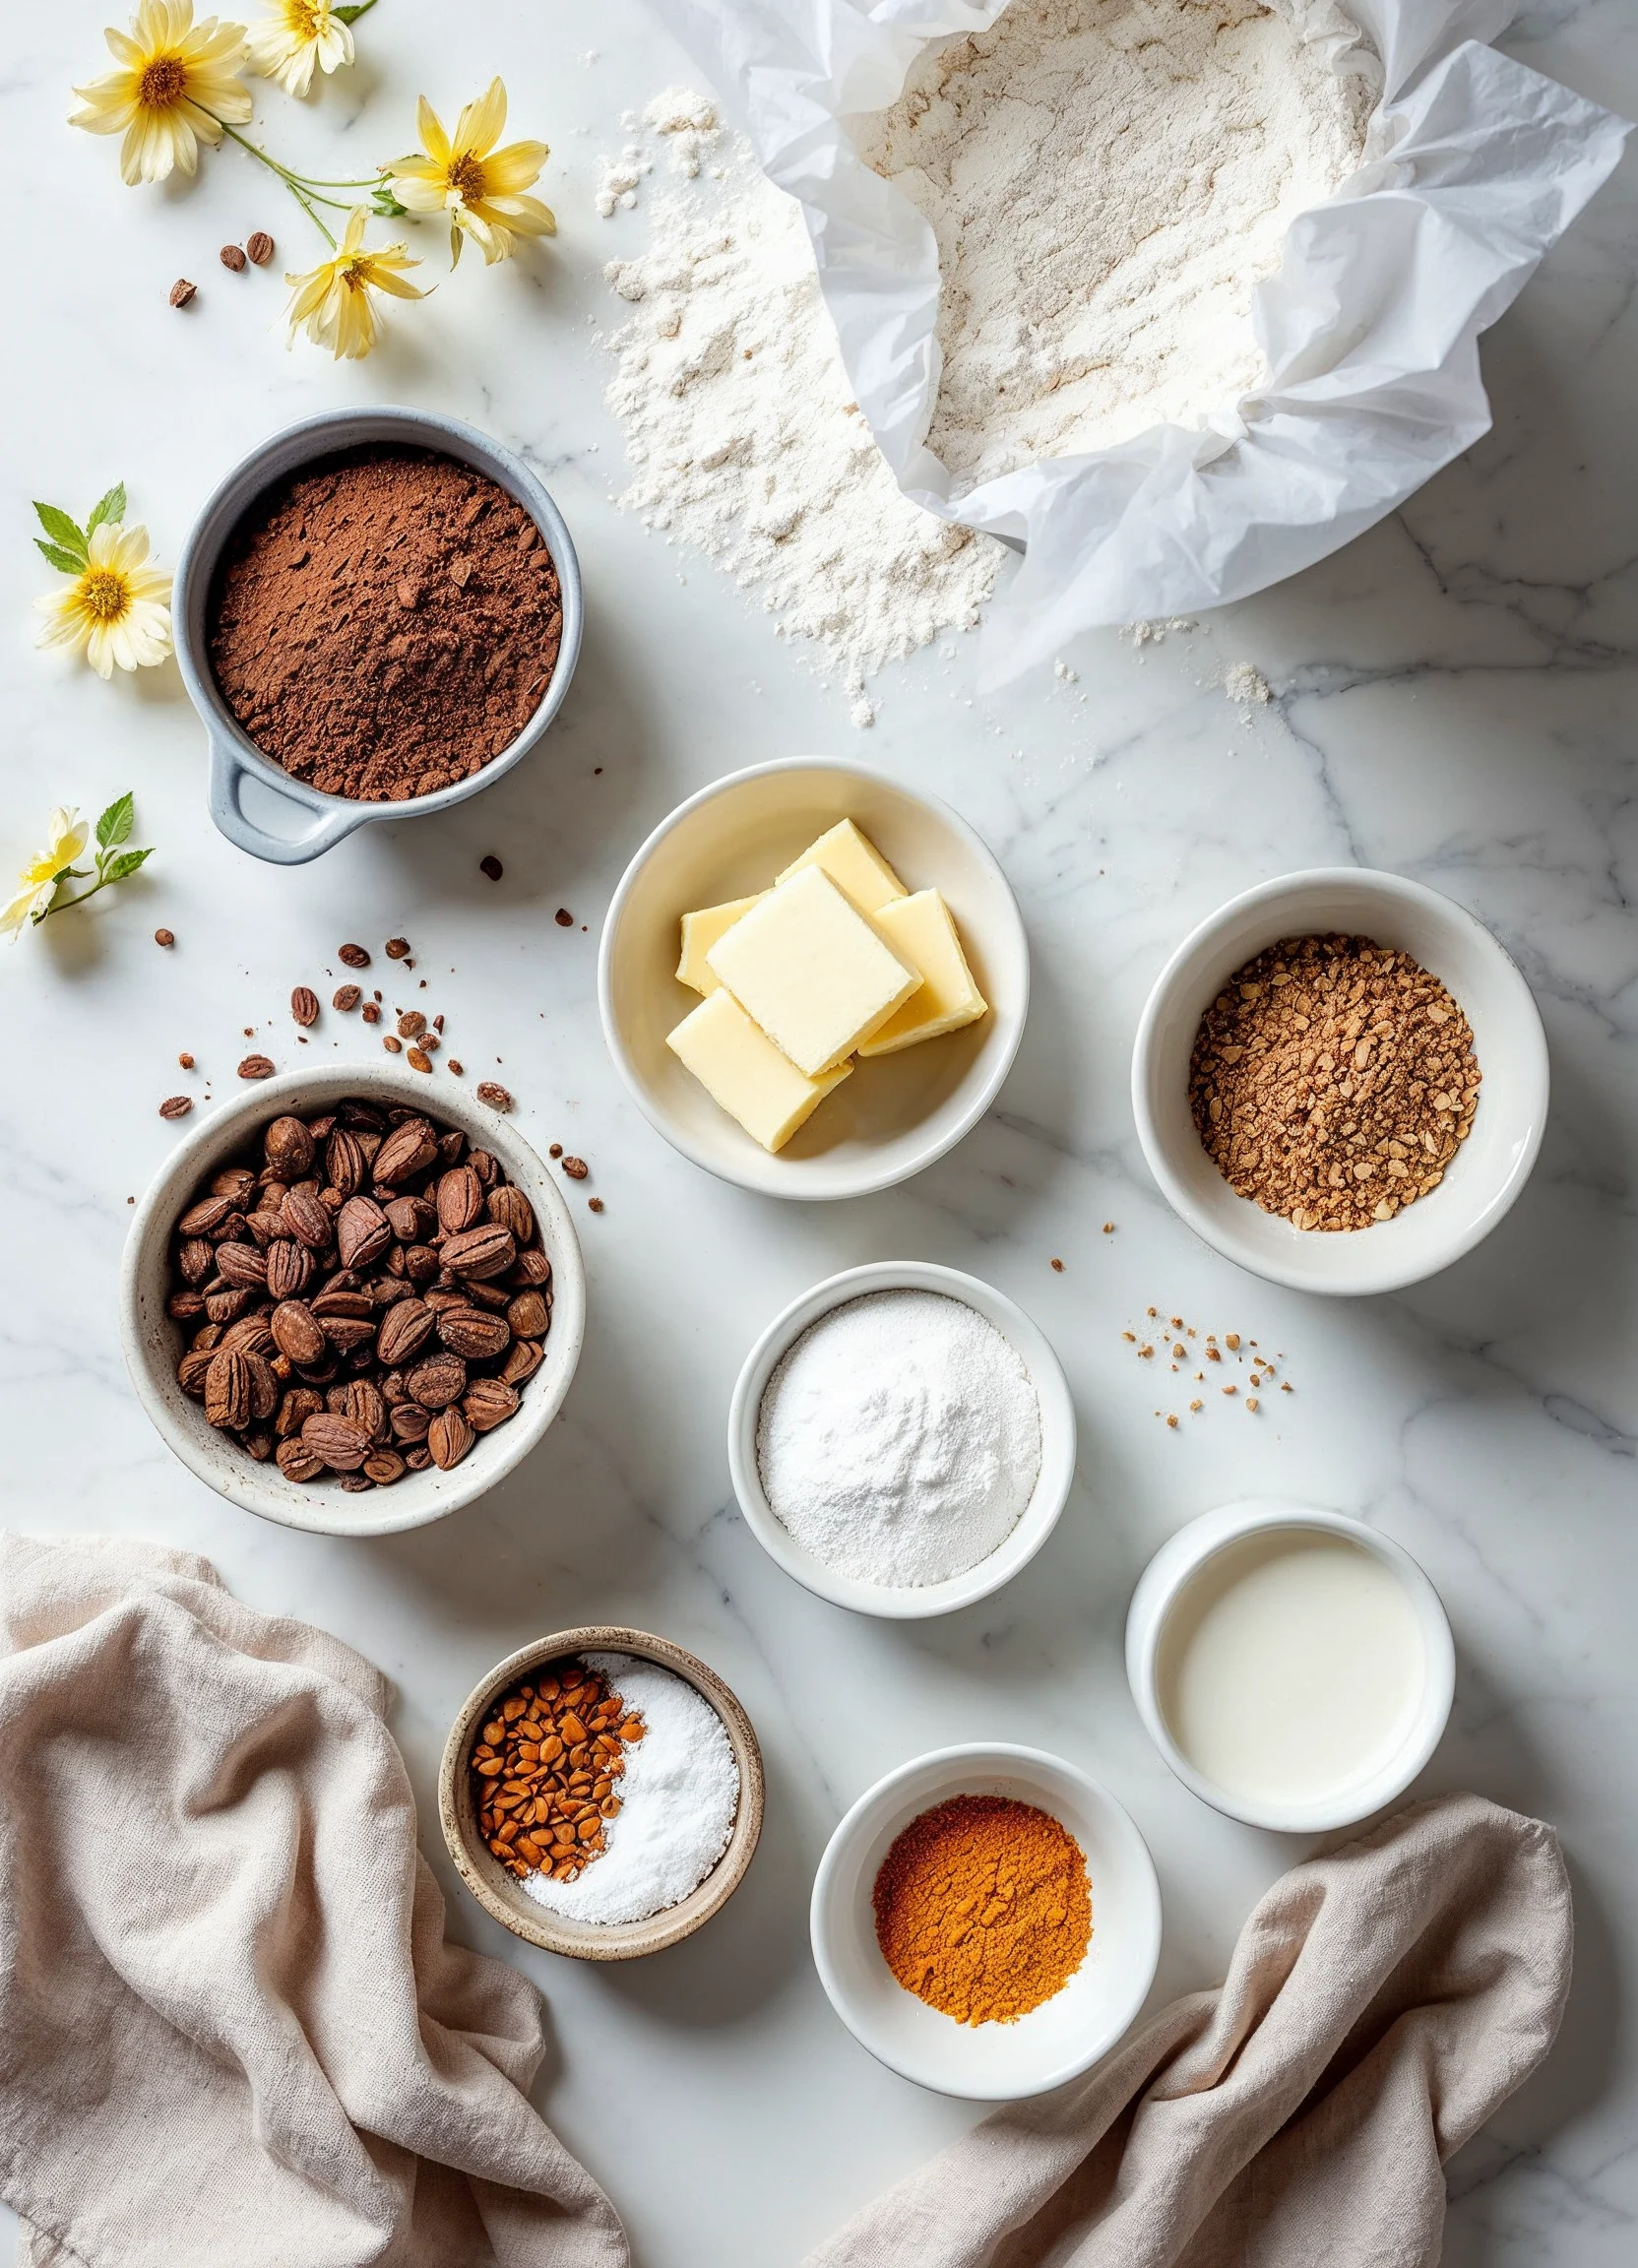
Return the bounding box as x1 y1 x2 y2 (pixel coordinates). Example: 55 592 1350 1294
677 894 767 995
775 819 907 915
666 989 852 1153
859 891 989 1056
705 865 919 1076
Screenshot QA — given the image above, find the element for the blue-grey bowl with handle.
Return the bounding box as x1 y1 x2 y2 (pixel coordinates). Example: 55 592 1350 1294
173 406 583 865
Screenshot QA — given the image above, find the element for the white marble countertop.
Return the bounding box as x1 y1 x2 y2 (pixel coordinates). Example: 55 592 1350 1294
4 3 1636 2262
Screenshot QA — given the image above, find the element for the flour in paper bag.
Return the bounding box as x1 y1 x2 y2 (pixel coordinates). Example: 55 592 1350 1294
603 123 1002 710
853 0 1372 488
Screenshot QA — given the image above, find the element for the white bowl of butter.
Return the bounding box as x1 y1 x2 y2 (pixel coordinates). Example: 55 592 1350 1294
1125 1500 1455 1834
598 759 1029 1198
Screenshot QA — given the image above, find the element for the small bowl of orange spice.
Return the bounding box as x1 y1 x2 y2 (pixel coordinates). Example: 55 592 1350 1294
809 1743 1160 2099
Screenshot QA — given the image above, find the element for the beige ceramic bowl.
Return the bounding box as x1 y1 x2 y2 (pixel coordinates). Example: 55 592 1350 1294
598 758 1030 1199
119 1063 586 1538
439 1625 765 1959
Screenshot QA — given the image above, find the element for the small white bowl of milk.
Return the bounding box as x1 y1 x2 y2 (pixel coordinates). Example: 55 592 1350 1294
1125 1501 1455 1834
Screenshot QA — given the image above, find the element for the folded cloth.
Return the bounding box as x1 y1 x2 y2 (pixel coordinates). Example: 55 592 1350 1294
0 1533 628 2268
808 1792 1571 2268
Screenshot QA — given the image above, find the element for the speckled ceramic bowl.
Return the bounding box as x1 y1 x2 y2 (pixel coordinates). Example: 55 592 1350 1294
439 1625 765 1960
119 1064 586 1538
173 406 583 865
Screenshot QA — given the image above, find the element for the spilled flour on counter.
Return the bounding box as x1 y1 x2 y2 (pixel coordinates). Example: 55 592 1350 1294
853 0 1373 489
602 110 1001 716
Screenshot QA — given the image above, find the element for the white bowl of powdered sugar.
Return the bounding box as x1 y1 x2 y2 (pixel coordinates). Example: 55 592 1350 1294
728 1262 1077 1618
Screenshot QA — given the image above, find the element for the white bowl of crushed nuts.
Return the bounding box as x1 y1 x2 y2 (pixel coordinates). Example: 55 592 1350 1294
120 1065 586 1536
1132 869 1548 1296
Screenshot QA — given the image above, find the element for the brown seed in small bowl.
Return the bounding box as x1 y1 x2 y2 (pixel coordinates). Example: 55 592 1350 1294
428 1408 474 1470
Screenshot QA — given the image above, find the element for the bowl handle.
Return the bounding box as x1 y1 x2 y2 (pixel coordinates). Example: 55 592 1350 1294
208 737 365 865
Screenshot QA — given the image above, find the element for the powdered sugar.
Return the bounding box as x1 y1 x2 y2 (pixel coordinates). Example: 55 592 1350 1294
853 0 1371 489
756 1291 1042 1588
601 119 1001 702
519 1654 739 1926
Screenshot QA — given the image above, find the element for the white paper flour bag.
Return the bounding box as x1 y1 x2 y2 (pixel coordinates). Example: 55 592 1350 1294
651 0 1628 683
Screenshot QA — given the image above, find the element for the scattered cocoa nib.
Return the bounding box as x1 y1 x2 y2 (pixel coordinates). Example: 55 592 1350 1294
167 280 196 309
448 1059 464 1076
220 243 247 272
237 1055 276 1080
154 928 175 947
548 1144 562 1159
246 230 275 266
561 1157 589 1180
361 1002 382 1025
333 984 361 1011
159 1097 194 1119
290 986 320 1028
385 937 410 960
178 1052 194 1069
383 1035 403 1053
588 1197 604 1215
554 910 573 927
166 1096 552 1490
475 1083 513 1111
408 1048 432 1073
338 943 371 968
479 855 503 881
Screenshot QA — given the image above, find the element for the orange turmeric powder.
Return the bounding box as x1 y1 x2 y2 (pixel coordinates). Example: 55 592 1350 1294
872 1794 1092 2025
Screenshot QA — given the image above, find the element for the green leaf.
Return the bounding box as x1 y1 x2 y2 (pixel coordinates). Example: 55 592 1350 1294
95 791 135 850
333 4 369 21
87 482 127 536
34 538 87 577
100 848 154 885
33 503 87 563
371 187 409 217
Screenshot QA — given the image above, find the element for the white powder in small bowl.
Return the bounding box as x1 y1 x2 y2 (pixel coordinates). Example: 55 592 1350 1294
519 1654 739 1926
755 1290 1042 1587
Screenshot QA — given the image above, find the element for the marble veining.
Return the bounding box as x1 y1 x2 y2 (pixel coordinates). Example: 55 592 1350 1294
1 2 1635 2262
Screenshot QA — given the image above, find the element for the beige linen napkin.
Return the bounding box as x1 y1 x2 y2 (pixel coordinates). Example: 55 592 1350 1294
0 1532 628 2268
809 1791 1571 2268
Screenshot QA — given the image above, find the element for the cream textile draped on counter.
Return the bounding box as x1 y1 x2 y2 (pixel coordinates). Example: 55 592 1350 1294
0 1533 628 2268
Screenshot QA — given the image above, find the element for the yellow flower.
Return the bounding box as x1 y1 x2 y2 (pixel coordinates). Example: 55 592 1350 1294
71 2 251 186
245 0 352 98
2 811 91 941
388 79 555 267
35 524 173 680
284 205 426 359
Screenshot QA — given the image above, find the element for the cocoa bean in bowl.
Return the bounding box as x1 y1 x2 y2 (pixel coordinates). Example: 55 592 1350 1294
171 408 582 867
120 1067 587 1538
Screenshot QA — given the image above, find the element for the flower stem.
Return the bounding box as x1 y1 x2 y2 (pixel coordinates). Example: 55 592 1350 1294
41 873 117 920
213 119 383 243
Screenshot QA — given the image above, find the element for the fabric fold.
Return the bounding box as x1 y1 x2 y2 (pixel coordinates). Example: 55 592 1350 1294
0 1533 628 2268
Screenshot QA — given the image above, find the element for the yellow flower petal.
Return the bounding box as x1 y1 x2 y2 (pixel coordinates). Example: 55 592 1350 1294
481 139 548 194
454 77 507 160
414 94 451 169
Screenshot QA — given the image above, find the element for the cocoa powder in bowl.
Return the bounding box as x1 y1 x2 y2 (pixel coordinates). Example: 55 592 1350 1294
207 445 563 802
